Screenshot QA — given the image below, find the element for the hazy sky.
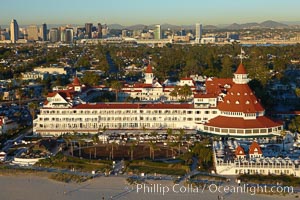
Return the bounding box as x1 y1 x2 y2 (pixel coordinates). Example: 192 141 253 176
2 0 300 26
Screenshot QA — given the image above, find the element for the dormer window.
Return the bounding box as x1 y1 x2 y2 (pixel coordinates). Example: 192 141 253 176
235 101 240 104
227 100 230 104
237 92 240 95
246 101 250 104
244 93 247 95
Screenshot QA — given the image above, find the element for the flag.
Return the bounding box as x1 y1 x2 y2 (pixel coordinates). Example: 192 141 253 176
241 48 245 55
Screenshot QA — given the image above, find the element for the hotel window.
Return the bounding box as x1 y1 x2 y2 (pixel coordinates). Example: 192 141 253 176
253 129 259 133
221 129 228 133
268 128 272 133
237 130 244 134
245 130 252 134
229 129 236 133
196 111 201 114
205 111 210 114
187 118 193 121
260 129 267 133
187 111 192 114
212 111 217 114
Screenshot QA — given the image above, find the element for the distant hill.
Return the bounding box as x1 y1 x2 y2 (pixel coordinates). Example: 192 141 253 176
225 20 289 29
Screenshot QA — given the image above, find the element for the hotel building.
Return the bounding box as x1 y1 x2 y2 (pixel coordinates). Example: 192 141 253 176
33 63 282 137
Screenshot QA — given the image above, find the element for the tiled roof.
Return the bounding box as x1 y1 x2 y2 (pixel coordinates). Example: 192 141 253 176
235 146 246 156
218 84 264 113
205 116 282 129
249 141 262 154
145 64 153 73
235 63 247 74
194 93 217 98
74 103 194 109
72 77 81 86
205 78 233 95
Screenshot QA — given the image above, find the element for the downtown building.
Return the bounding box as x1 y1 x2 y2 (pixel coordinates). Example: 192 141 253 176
33 63 282 137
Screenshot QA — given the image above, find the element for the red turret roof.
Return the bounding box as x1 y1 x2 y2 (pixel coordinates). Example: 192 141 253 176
205 116 281 129
73 77 81 86
235 146 245 156
249 141 262 155
235 63 247 74
217 84 264 113
145 64 153 73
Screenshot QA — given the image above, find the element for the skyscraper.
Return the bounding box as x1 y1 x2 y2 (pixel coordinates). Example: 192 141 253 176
10 19 19 43
27 25 39 41
195 23 203 43
64 29 74 43
49 28 59 42
154 25 162 40
85 23 93 39
97 23 102 38
41 23 47 41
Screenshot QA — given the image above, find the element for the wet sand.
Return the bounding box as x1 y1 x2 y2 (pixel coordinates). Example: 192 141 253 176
0 175 297 200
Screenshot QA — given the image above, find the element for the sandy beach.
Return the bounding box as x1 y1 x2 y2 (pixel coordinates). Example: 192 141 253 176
0 175 297 200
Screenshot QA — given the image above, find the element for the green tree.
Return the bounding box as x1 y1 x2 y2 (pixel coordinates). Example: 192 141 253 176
295 88 300 98
111 80 122 101
81 71 100 86
178 84 192 101
219 56 234 78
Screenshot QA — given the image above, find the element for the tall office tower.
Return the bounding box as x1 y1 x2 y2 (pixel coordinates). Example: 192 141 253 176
10 19 19 43
195 23 203 43
40 23 47 41
97 23 102 38
27 25 39 41
64 29 74 43
102 24 108 38
49 28 59 42
122 29 128 38
85 23 93 39
154 24 162 40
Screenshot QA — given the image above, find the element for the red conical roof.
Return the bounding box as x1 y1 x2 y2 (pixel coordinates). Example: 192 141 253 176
235 146 245 156
235 63 247 74
73 77 80 86
145 64 153 73
249 141 262 155
217 83 264 113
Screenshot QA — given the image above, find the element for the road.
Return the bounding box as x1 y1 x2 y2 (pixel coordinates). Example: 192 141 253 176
2 127 33 152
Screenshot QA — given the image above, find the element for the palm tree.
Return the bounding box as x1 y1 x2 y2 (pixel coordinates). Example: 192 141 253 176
177 129 185 156
128 141 137 161
167 128 175 158
28 102 38 119
78 139 85 157
107 141 118 160
111 80 122 101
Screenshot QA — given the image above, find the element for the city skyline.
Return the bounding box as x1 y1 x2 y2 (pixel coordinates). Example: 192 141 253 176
1 0 300 26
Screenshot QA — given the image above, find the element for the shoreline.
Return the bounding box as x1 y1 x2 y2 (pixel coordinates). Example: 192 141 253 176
0 174 297 200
